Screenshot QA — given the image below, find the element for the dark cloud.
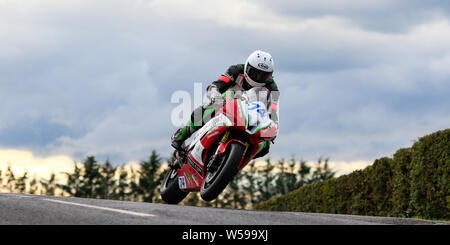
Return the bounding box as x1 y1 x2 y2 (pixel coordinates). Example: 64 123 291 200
0 119 79 147
255 0 450 32
0 0 449 165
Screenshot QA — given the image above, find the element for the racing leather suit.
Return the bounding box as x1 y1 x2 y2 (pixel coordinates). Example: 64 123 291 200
172 64 280 158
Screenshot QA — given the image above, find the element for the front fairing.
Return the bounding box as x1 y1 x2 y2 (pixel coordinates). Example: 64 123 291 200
241 89 278 140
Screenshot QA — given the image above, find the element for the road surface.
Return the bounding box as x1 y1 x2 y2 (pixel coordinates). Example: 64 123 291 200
0 193 447 225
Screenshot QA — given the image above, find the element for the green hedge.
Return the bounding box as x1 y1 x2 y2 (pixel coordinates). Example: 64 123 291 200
254 129 450 220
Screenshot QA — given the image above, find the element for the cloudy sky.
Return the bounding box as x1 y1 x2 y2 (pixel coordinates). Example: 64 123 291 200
1 0 449 175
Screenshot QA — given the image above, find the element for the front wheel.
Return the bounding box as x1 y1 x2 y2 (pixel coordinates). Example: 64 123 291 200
200 142 245 202
160 167 188 204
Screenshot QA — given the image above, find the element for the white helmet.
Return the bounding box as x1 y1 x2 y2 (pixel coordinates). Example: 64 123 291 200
244 50 274 87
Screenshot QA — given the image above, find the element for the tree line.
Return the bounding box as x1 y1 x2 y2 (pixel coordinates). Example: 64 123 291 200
0 150 335 209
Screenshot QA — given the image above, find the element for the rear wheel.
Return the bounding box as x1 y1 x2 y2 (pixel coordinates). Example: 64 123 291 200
200 142 244 202
160 166 188 204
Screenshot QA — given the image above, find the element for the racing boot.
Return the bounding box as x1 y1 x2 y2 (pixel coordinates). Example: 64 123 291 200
171 125 195 151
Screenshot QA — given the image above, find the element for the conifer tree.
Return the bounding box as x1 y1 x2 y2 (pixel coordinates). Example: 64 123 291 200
308 157 335 184
129 165 139 201
275 158 289 195
98 160 117 199
257 158 276 202
285 157 300 192
229 171 247 209
81 156 102 198
5 165 16 193
297 159 311 188
15 171 28 193
58 161 83 197
28 176 39 194
242 160 259 208
115 165 130 201
136 151 163 202
40 173 57 196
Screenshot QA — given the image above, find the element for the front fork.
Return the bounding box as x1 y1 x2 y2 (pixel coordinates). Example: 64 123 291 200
212 130 250 169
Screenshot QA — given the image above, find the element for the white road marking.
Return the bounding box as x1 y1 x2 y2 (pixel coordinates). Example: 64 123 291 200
43 198 156 217
0 194 33 198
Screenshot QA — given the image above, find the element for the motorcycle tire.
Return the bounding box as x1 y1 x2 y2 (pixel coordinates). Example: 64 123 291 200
200 142 244 202
160 168 189 204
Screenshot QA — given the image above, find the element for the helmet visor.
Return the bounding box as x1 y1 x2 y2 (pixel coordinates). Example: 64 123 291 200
246 64 272 83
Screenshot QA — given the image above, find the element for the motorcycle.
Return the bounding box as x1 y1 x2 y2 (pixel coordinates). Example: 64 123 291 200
160 87 278 204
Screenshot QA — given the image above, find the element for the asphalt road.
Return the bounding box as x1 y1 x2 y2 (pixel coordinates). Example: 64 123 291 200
0 193 448 225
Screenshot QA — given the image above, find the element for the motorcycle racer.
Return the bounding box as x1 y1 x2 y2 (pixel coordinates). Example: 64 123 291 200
171 50 280 159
